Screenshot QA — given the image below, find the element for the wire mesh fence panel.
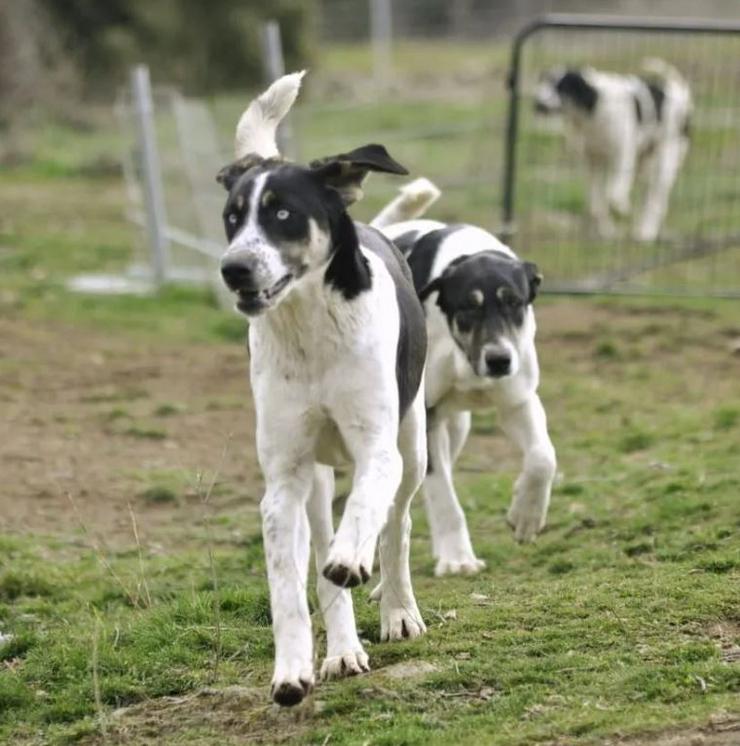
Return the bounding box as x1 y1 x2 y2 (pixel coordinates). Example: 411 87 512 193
505 18 740 297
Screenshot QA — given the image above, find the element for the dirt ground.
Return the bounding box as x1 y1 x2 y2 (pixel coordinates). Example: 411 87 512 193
0 317 262 546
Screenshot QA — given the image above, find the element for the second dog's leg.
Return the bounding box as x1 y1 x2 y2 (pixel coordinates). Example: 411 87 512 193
424 411 485 576
608 139 637 218
307 465 369 679
500 394 557 543
587 160 616 238
378 391 427 640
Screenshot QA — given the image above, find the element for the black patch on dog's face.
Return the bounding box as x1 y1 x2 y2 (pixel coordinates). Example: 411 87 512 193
420 252 541 375
555 70 598 113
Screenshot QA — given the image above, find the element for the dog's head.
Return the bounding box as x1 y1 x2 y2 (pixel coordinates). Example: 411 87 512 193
217 73 407 316
534 68 598 115
420 252 542 380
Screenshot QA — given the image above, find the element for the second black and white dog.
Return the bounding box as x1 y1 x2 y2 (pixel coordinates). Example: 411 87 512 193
534 59 692 241
217 72 428 706
375 190 556 576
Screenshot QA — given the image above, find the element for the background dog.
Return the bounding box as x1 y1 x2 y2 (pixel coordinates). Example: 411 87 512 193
218 73 428 706
376 185 556 575
534 60 692 241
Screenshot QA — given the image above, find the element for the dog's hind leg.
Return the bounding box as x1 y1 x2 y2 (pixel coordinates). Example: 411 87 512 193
307 464 370 680
634 136 687 241
500 393 557 543
423 411 485 576
376 390 427 641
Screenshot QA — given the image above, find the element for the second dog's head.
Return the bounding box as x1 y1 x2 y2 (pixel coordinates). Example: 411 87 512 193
420 252 542 380
534 67 598 115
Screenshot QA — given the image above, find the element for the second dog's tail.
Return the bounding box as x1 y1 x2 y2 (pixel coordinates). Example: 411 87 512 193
370 177 441 229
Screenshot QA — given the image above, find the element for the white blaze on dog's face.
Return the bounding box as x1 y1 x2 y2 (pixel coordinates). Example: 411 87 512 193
218 162 335 315
422 252 542 380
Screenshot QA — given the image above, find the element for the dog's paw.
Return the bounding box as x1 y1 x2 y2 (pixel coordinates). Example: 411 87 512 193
271 673 314 707
434 555 486 577
320 649 370 680
323 540 374 588
380 602 426 642
506 502 547 543
322 559 371 588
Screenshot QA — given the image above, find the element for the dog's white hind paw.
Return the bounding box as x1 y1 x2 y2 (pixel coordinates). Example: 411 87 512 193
320 649 370 680
434 555 486 577
380 603 426 642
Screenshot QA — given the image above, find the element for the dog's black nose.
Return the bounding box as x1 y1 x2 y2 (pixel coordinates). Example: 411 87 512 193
221 261 253 291
485 351 511 377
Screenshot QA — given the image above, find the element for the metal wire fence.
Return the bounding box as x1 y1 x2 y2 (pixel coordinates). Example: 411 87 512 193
503 16 740 297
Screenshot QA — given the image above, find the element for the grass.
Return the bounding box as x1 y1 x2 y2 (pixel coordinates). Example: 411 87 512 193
1 38 739 745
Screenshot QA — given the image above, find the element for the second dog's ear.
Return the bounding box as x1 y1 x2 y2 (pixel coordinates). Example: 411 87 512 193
310 144 409 205
418 276 442 303
216 154 265 191
523 261 543 303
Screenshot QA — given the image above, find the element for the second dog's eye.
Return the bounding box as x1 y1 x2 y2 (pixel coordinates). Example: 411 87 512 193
228 214 238 225
276 209 290 221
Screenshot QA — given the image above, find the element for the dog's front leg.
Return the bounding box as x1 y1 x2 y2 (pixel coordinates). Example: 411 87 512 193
260 459 315 706
307 465 369 679
500 393 556 543
424 412 485 576
323 421 402 589
608 140 637 218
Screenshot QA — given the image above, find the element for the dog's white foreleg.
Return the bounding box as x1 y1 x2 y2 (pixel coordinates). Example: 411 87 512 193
259 460 315 706
376 390 427 640
424 410 485 576
323 420 403 588
608 138 637 218
307 464 369 680
500 393 556 543
586 158 617 238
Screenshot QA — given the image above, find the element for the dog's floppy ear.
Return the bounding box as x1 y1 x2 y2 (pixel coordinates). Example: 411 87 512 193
418 276 442 303
215 154 265 191
310 144 409 205
523 261 543 303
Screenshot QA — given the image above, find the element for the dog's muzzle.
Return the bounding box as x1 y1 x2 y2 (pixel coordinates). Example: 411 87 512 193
221 254 292 315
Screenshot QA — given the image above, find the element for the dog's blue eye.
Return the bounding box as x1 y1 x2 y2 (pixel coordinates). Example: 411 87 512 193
276 209 290 221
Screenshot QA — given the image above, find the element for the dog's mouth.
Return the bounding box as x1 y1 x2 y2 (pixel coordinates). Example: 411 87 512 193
235 274 293 314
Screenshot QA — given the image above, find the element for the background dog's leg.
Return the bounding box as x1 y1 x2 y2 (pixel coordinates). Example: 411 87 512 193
378 391 427 641
424 411 485 576
634 137 687 241
587 159 616 238
500 394 557 544
260 462 315 706
323 423 402 589
307 464 370 680
608 140 637 218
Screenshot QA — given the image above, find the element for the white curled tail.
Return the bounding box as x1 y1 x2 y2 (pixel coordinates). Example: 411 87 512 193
370 177 442 229
234 71 306 159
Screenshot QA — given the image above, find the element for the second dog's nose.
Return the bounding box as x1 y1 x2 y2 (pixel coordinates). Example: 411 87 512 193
221 260 253 291
485 351 511 377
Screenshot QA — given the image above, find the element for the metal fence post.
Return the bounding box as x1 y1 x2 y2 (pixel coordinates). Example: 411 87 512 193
260 20 297 157
130 64 170 286
370 0 393 90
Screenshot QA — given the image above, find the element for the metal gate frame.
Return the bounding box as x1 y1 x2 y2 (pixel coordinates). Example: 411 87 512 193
500 13 740 297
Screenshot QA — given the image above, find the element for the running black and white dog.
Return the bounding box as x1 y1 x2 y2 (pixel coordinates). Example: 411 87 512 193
217 72 428 706
534 59 692 241
375 188 556 576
